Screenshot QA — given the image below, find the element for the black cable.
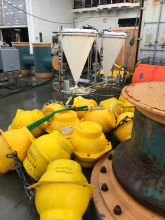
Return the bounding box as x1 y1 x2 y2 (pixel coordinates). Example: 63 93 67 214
3 0 98 25
0 74 55 99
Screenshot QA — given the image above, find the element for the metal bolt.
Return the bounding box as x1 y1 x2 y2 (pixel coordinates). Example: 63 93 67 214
100 166 107 173
113 205 122 215
101 183 108 191
108 154 112 160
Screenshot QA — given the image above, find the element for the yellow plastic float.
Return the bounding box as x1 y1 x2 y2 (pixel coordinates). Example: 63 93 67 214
71 121 112 168
81 109 116 133
41 102 66 123
118 94 125 103
30 159 94 220
115 112 134 142
124 99 135 113
99 69 130 81
119 94 135 113
72 98 98 119
99 97 127 118
0 127 34 173
8 109 47 138
23 130 74 181
46 110 80 139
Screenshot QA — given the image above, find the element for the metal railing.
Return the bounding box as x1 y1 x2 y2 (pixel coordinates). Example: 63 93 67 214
137 57 165 66
73 0 138 9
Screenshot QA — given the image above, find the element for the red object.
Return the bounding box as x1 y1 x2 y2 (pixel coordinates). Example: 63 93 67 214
132 64 165 84
74 106 77 112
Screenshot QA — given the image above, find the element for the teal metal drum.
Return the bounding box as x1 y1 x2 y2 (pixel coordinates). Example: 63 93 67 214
32 43 53 78
12 42 32 75
113 82 165 217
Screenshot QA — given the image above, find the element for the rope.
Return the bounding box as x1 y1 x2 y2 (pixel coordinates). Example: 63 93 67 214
27 106 88 132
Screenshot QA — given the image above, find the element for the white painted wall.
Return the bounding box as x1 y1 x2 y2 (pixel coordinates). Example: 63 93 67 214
73 9 138 31
26 0 74 53
137 0 165 60
25 0 138 53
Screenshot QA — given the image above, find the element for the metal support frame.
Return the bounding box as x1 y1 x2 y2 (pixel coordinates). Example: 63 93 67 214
54 30 99 103
53 29 129 104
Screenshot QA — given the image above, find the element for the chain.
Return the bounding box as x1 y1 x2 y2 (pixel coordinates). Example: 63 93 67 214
104 116 134 134
41 100 66 110
6 151 35 205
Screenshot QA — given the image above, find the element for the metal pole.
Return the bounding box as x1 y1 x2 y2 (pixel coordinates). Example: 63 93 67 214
87 52 90 79
1 0 5 25
94 34 98 90
60 31 64 91
89 48 92 77
58 40 61 93
153 0 163 64
98 35 103 81
60 29 64 103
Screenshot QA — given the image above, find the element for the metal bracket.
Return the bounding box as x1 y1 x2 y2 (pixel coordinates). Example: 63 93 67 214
158 43 165 46
144 43 155 46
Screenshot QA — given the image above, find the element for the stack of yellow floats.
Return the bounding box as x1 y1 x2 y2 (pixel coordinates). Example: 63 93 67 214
0 94 135 219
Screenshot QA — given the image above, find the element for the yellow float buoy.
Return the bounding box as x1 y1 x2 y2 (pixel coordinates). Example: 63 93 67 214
119 94 125 103
81 109 116 133
119 94 135 113
72 98 98 119
124 99 135 113
99 69 130 81
41 102 66 124
30 159 94 220
0 127 34 173
99 97 127 118
45 110 80 139
8 109 47 138
23 130 74 181
115 112 134 142
71 121 112 168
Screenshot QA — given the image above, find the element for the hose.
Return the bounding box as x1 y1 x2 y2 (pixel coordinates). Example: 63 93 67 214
0 74 55 99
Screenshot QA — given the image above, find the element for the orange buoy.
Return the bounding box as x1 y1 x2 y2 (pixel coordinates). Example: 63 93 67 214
132 64 165 84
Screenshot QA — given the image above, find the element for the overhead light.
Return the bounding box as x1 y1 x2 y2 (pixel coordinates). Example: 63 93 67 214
15 29 21 31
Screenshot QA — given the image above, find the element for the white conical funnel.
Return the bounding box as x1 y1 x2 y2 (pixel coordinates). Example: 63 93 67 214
63 35 95 87
98 36 125 78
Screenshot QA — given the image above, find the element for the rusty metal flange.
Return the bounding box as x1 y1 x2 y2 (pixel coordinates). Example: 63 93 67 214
91 152 165 220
